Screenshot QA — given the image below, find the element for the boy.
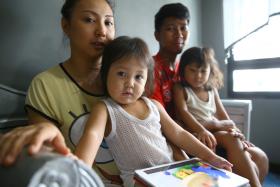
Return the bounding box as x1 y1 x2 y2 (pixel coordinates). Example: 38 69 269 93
150 3 190 118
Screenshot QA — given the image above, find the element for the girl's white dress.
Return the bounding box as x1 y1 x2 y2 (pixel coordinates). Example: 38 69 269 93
184 87 216 122
103 97 174 187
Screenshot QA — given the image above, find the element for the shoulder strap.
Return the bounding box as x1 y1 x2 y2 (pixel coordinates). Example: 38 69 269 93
102 99 116 140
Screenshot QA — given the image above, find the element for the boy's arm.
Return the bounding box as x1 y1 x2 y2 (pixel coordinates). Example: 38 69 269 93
153 99 232 171
75 101 108 166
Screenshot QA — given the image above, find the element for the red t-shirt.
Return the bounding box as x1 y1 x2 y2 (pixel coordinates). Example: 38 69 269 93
150 53 179 118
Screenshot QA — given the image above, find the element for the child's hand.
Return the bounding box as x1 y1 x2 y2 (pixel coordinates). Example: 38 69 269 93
217 120 246 140
218 120 236 131
196 130 217 151
229 128 245 140
207 155 233 172
242 140 255 150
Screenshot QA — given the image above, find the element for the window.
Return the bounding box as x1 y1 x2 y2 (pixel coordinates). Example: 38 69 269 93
227 14 280 98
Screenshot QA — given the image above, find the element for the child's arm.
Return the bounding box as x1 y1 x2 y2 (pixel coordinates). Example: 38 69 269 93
153 99 232 171
168 140 189 161
212 89 236 130
213 88 230 121
212 89 245 140
75 101 108 166
173 84 217 150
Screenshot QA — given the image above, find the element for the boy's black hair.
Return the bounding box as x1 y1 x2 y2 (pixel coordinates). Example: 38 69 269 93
154 3 190 32
101 36 154 96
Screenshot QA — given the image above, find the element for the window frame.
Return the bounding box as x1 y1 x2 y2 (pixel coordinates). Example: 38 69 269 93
226 13 280 99
227 50 280 98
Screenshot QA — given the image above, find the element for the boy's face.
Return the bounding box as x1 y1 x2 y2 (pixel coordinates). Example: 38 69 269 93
155 17 189 55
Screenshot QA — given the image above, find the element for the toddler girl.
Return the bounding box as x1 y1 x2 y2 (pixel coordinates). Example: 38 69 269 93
173 47 268 187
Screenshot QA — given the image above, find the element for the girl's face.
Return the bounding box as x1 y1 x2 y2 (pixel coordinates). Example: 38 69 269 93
62 0 115 60
155 17 189 55
107 57 148 105
183 62 210 90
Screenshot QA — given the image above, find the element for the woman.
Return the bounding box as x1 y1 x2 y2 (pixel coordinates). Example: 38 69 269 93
0 0 122 185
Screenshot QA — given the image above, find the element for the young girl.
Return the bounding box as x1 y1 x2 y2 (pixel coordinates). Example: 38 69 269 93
75 37 232 187
173 47 268 187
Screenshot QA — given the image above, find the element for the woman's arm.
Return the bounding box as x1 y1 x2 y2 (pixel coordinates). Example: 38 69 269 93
0 110 69 166
173 84 216 149
154 99 232 171
75 101 108 166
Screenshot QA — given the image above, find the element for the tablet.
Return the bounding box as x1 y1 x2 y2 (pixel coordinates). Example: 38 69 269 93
134 158 249 187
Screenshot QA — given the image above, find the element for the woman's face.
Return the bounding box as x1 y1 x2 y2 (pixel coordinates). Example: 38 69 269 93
62 0 115 60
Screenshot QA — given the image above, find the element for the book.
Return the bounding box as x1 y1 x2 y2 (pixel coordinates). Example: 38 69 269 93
134 158 249 187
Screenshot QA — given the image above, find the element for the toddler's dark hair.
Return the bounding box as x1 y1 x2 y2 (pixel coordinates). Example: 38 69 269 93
101 36 154 96
178 47 224 90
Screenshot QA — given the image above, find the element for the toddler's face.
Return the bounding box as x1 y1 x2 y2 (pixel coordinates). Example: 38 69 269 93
183 62 210 90
106 57 148 105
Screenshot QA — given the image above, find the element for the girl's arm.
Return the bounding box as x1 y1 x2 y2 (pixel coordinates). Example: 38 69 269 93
199 89 235 132
214 88 231 121
212 89 240 132
210 89 245 140
75 101 108 166
173 84 216 149
173 84 206 133
153 99 232 171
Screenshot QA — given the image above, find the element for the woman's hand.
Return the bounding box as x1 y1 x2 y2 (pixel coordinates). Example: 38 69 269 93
196 129 217 151
0 123 70 166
